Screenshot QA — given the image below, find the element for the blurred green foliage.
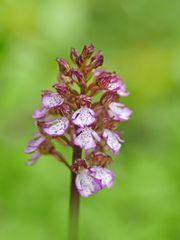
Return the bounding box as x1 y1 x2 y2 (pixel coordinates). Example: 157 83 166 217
0 0 180 239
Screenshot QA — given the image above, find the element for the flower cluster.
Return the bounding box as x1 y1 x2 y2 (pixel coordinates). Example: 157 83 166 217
25 44 132 197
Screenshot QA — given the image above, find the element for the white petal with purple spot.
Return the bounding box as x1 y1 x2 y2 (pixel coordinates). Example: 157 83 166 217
72 107 96 127
90 166 115 188
42 117 69 136
75 169 102 197
42 92 64 109
103 129 124 155
74 127 100 150
108 102 132 121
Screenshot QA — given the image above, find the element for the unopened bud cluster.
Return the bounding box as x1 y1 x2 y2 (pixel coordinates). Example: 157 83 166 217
25 44 132 197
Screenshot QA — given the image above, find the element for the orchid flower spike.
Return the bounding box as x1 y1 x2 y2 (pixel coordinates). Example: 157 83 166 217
25 44 132 197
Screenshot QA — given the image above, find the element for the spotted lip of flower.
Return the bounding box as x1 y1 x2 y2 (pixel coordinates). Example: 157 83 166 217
89 166 115 188
41 117 69 136
42 92 64 109
75 169 102 198
75 166 115 197
108 102 132 121
74 127 100 150
72 107 96 127
103 129 124 155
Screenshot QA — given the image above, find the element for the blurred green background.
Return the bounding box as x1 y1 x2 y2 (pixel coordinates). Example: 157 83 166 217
0 0 180 239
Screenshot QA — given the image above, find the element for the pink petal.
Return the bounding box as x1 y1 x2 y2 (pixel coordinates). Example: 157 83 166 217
32 108 48 119
108 79 122 91
24 136 45 154
116 83 129 97
26 153 41 166
24 145 37 154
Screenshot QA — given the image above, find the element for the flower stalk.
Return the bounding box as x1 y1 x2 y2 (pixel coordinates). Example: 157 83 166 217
69 146 82 240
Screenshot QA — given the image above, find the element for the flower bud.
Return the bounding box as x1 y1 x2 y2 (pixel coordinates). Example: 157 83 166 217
94 70 111 89
70 48 79 64
56 58 71 76
72 70 87 90
76 95 92 108
100 91 118 105
90 52 104 69
58 104 70 116
71 159 88 173
53 83 68 96
91 152 112 167
81 44 95 59
71 70 84 82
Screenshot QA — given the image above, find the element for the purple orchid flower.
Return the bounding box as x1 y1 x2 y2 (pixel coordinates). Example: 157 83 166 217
75 166 115 197
75 169 102 197
108 102 132 121
72 107 96 127
74 127 101 150
90 166 115 188
103 129 124 155
42 92 64 109
94 70 129 97
41 117 69 136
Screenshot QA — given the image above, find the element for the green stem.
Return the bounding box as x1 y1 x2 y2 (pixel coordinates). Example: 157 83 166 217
68 146 82 240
